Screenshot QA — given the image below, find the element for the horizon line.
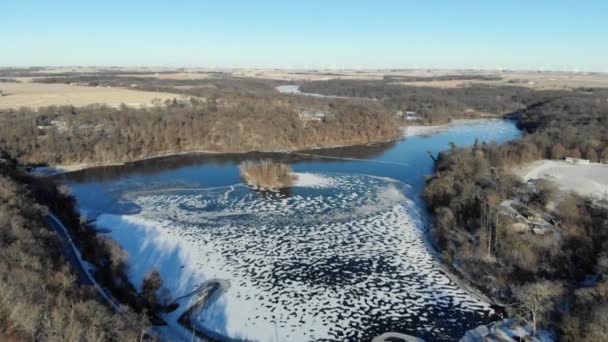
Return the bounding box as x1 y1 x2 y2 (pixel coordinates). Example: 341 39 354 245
1 65 607 74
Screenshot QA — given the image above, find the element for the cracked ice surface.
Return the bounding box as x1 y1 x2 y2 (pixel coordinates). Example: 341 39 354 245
97 173 493 341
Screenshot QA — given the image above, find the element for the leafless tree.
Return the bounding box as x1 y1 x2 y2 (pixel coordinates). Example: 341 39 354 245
512 281 564 335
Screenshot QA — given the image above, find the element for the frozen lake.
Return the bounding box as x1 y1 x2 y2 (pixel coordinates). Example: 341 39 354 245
58 119 521 341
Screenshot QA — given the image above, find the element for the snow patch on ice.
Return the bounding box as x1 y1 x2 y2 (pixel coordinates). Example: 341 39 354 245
93 173 494 341
292 172 333 188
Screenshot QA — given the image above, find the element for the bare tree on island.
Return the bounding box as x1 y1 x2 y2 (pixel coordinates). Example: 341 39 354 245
240 160 297 190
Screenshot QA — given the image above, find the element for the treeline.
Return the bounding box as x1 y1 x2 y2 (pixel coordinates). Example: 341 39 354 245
0 78 19 83
34 74 282 97
423 96 608 339
0 94 400 165
517 90 608 132
382 74 502 82
0 67 189 78
0 151 150 341
299 79 608 125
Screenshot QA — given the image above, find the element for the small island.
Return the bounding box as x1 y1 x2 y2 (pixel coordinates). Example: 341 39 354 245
240 160 297 190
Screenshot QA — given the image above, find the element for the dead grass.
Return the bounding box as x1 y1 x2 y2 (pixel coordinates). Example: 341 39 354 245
0 82 183 109
240 160 297 189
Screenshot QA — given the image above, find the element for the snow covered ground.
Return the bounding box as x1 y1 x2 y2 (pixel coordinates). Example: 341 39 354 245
275 85 303 95
291 172 334 188
402 119 504 137
514 159 608 200
275 85 374 100
93 173 494 341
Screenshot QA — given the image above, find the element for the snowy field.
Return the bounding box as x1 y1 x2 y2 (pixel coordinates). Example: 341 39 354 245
275 85 373 100
93 172 493 341
514 160 608 200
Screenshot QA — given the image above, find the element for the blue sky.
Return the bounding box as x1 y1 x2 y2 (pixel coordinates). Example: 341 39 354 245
1 0 607 71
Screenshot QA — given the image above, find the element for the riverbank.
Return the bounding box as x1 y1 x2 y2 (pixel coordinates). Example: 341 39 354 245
33 119 505 176
32 139 394 175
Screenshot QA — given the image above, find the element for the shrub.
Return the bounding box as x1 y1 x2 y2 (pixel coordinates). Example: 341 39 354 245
240 160 297 190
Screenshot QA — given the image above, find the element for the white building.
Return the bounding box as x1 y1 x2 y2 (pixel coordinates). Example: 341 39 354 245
565 157 590 165
299 110 326 122
396 110 418 120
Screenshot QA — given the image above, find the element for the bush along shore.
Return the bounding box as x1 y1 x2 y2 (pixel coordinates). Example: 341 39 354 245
0 150 172 341
423 93 608 340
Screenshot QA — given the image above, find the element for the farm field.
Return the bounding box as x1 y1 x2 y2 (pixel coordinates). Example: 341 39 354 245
0 81 183 109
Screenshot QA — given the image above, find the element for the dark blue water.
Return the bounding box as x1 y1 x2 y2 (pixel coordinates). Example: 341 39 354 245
57 120 521 341
63 120 519 210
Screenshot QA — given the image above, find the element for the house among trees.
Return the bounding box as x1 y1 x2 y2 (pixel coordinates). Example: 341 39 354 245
298 110 326 122
565 157 590 165
396 110 418 120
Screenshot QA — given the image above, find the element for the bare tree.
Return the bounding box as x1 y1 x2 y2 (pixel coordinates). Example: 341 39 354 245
513 281 564 335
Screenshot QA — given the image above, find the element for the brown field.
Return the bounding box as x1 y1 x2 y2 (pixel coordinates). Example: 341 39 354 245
231 69 385 81
233 68 608 89
118 72 215 80
0 82 184 109
390 72 608 89
3 67 606 92
232 68 479 81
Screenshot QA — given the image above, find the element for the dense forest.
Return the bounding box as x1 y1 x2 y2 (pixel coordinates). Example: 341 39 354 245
423 91 608 340
0 151 154 341
0 93 399 165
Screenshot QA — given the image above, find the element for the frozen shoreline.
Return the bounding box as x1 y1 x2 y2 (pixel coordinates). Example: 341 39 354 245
402 119 504 137
31 140 394 176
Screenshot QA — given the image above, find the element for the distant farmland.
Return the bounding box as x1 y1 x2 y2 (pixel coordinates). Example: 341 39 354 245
0 82 183 109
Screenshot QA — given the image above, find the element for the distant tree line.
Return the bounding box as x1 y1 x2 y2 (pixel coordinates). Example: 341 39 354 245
0 78 19 83
34 74 283 97
0 67 191 78
299 79 608 125
382 74 502 82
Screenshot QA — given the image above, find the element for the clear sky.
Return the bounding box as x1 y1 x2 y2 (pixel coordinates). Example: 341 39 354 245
1 0 607 71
